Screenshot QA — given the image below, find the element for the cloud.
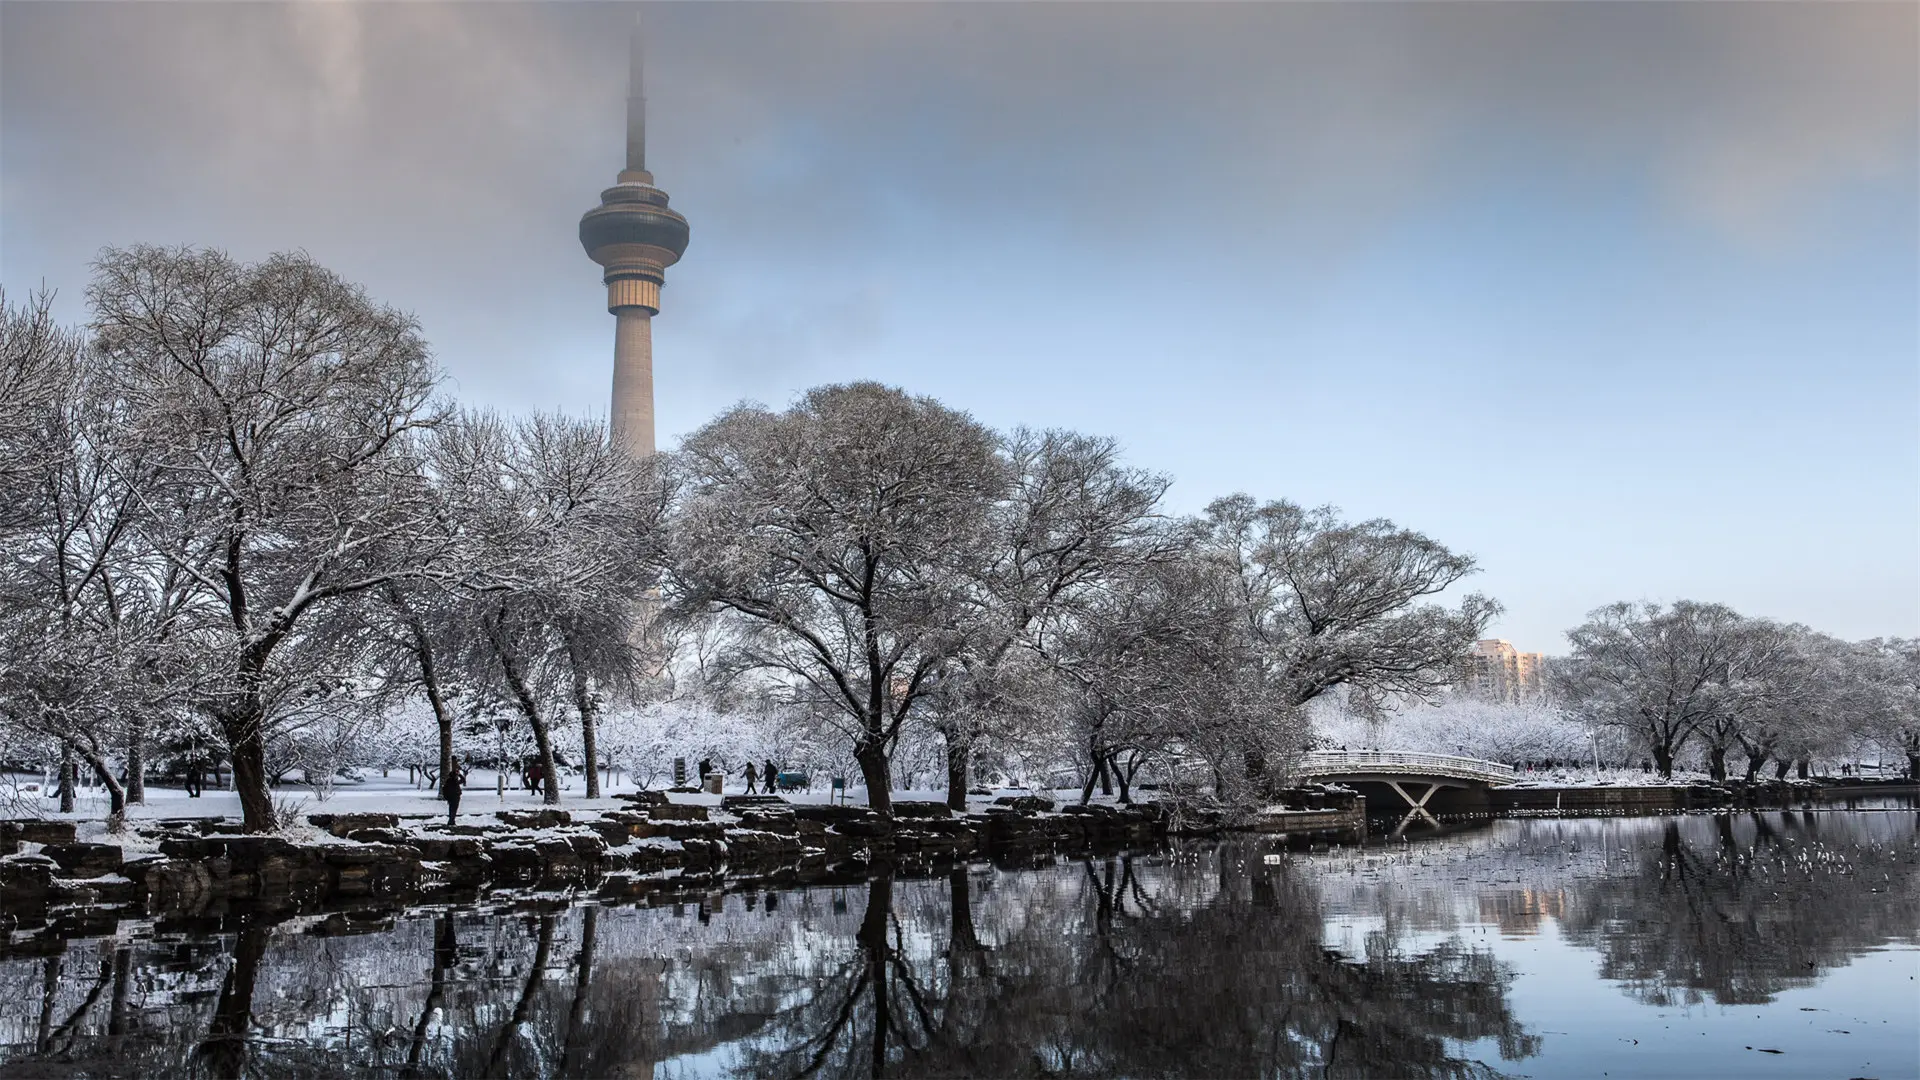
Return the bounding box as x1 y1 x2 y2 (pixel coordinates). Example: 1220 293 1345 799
2 2 1912 368
8 3 1909 267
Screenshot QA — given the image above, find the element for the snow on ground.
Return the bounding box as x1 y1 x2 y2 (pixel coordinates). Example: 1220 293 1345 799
2 769 1107 832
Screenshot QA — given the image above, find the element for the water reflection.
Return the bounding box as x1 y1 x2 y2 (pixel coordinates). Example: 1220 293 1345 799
1558 812 1920 1006
0 811 1913 1079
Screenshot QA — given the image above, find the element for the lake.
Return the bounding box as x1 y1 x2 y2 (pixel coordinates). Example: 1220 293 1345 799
2 809 1915 1078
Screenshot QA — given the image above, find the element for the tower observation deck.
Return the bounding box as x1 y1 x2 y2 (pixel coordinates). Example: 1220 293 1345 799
579 20 689 456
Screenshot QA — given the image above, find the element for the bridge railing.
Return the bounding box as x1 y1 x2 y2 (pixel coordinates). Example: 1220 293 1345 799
1295 750 1518 782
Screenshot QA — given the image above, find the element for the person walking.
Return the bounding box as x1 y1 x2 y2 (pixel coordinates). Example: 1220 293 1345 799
442 753 463 827
743 761 759 795
766 759 780 793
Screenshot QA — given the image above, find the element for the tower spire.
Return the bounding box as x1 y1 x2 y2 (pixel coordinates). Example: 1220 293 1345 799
624 18 649 182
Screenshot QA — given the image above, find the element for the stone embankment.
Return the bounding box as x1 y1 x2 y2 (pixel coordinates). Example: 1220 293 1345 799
0 793 1178 923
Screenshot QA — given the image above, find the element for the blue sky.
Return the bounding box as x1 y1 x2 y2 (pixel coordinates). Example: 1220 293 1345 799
2 2 1914 650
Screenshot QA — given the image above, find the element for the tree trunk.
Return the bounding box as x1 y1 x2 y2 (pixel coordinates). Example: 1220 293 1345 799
1907 750 1920 781
57 745 75 813
944 735 968 812
422 660 455 804
855 734 892 817
1706 745 1727 781
1096 754 1113 797
77 746 128 825
489 616 561 805
1652 743 1675 779
578 710 600 800
1113 753 1133 805
1795 758 1809 779
220 714 279 833
1774 758 1792 780
395 591 457 803
563 629 601 799
125 723 146 805
1742 752 1766 784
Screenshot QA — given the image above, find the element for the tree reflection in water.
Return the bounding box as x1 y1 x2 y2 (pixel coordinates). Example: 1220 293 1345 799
739 850 1536 1079
0 812 1913 1079
1556 810 1920 1006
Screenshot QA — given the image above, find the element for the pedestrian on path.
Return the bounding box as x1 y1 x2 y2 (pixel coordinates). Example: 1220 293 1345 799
766 759 779 793
442 754 463 827
743 761 759 795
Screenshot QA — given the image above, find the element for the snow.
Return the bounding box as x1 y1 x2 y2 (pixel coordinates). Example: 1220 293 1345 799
7 769 659 825
4 769 1121 827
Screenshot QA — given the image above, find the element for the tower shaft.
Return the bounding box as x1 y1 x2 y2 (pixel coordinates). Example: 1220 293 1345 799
610 309 655 455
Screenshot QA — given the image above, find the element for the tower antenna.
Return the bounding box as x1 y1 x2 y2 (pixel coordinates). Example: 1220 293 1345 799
625 15 648 181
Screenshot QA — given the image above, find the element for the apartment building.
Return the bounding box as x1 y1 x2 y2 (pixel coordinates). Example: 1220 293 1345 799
1459 639 1549 702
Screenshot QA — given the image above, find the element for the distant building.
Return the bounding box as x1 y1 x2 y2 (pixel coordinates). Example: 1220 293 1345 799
1459 639 1548 702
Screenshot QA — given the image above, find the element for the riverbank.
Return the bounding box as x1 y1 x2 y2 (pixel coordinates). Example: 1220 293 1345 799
0 792 1190 926
6 777 1910 925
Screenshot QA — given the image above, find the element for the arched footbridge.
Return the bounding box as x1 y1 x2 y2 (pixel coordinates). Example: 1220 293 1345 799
1296 751 1518 831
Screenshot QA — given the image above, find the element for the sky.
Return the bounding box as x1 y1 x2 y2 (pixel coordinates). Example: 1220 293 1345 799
2 2 1915 652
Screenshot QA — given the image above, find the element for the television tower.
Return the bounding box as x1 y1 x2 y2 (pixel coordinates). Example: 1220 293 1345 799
580 19 690 456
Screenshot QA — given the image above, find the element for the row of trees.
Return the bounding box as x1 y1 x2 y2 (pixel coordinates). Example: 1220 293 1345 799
0 247 1495 831
1556 601 1919 780
1312 607 1919 781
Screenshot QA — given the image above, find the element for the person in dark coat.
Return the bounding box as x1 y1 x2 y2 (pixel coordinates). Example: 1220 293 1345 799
766 759 780 792
442 754 463 827
743 761 759 794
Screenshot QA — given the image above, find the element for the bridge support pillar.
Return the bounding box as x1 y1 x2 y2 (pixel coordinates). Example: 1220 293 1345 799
1385 780 1442 835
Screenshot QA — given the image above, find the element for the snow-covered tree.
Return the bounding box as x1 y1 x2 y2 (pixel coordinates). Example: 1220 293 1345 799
1854 638 1920 778
1558 600 1753 778
1196 495 1497 787
0 287 202 823
442 411 669 804
88 246 450 832
668 382 1004 816
933 428 1170 808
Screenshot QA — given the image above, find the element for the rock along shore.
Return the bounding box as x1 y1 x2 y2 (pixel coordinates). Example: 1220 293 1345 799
2 793 1221 926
